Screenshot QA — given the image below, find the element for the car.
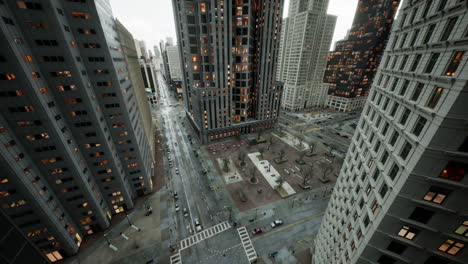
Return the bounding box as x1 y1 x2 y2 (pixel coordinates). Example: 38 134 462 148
173 192 178 199
270 219 283 228
183 208 188 218
201 168 207 174
194 218 202 231
342 135 349 139
209 185 214 191
175 203 180 212
317 135 323 139
251 227 262 235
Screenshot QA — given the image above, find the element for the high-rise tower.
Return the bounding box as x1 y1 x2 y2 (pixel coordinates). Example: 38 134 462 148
314 0 468 263
276 0 336 111
172 0 284 143
0 0 154 261
323 0 400 112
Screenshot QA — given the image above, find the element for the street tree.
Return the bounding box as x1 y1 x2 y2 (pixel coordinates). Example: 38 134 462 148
257 129 263 140
249 166 257 184
238 152 246 166
222 157 230 172
303 165 313 186
328 143 337 156
276 176 285 189
319 162 333 182
308 142 316 155
259 147 266 160
268 135 275 150
279 149 286 161
297 135 304 148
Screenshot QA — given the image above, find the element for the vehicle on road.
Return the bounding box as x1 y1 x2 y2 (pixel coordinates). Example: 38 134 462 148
201 168 208 174
194 218 202 232
342 135 349 139
270 219 283 228
183 208 188 218
173 192 178 199
317 135 323 139
175 204 180 212
209 185 214 191
251 227 262 235
175 168 179 174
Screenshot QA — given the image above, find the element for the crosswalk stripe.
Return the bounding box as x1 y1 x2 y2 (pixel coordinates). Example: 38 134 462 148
177 221 231 251
170 252 182 264
237 227 258 263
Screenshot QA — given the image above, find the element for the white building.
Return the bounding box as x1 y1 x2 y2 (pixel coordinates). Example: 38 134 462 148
166 45 182 81
276 0 336 111
313 1 468 263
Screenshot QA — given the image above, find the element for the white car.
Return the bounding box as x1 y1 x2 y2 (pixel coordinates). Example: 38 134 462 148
175 168 179 174
194 218 202 232
183 208 188 218
270 219 283 228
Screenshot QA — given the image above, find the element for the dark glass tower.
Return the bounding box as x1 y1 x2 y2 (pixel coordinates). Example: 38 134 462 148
172 0 284 143
323 0 400 112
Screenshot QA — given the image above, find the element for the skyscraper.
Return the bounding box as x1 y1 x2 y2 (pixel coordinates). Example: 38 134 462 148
323 0 400 112
314 1 468 263
0 0 154 261
172 0 284 143
276 0 336 111
166 45 184 101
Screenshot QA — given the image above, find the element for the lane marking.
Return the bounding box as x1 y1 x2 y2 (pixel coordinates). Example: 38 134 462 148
179 221 231 250
237 227 257 262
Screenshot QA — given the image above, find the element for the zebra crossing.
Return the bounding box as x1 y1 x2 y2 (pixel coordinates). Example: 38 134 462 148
237 227 257 263
179 221 231 250
170 252 181 264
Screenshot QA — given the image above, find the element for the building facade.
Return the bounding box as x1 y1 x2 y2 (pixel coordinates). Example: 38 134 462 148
276 0 336 112
323 0 400 112
172 0 284 144
314 0 468 263
166 45 184 100
0 0 154 261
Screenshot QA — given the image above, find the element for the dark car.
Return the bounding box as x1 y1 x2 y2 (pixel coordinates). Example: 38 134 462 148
251 227 262 235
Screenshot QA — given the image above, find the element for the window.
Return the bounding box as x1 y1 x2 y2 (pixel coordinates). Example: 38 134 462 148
389 164 399 180
424 53 440 73
438 239 464 256
2 16 15 25
423 186 450 204
421 0 432 18
444 51 465 76
440 17 458 41
400 142 412 160
71 12 90 19
454 221 468 237
377 255 396 264
399 56 408 71
387 241 407 254
399 108 411 125
439 162 467 182
379 183 388 198
409 29 420 47
390 102 399 117
380 151 389 165
424 256 450 264
370 199 379 213
410 54 421 72
411 82 424 101
438 0 448 11
398 226 418 240
35 39 58 46
409 207 434 224
46 251 63 262
426 87 444 108
412 116 427 136
459 137 468 152
31 72 40 79
423 24 435 44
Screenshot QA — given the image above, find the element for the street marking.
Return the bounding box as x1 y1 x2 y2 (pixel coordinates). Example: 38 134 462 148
170 252 182 264
290 122 307 127
302 127 322 134
237 227 257 263
252 212 325 241
179 221 231 250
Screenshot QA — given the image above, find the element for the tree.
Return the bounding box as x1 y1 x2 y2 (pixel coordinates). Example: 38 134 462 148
259 147 266 160
319 162 333 182
268 136 275 150
296 151 306 164
222 157 230 172
328 144 337 156
303 165 313 186
257 129 263 140
276 176 285 189
308 142 316 155
249 167 257 184
297 135 304 148
238 152 246 166
278 149 286 161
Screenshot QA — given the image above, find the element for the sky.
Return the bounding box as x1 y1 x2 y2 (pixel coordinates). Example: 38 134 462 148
110 0 359 52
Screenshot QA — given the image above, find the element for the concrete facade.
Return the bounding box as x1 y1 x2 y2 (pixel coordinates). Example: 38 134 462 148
172 0 285 144
0 0 153 262
276 0 336 112
314 0 468 263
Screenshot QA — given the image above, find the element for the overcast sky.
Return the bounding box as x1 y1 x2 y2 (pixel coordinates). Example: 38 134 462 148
111 0 359 51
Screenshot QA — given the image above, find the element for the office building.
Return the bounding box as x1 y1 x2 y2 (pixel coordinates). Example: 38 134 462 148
314 1 468 263
172 0 284 144
276 0 336 111
323 0 400 112
0 0 154 261
166 45 183 100
159 39 172 85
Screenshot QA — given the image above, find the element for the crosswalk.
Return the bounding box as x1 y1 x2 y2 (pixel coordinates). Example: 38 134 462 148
237 227 257 263
170 252 181 264
179 221 231 250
